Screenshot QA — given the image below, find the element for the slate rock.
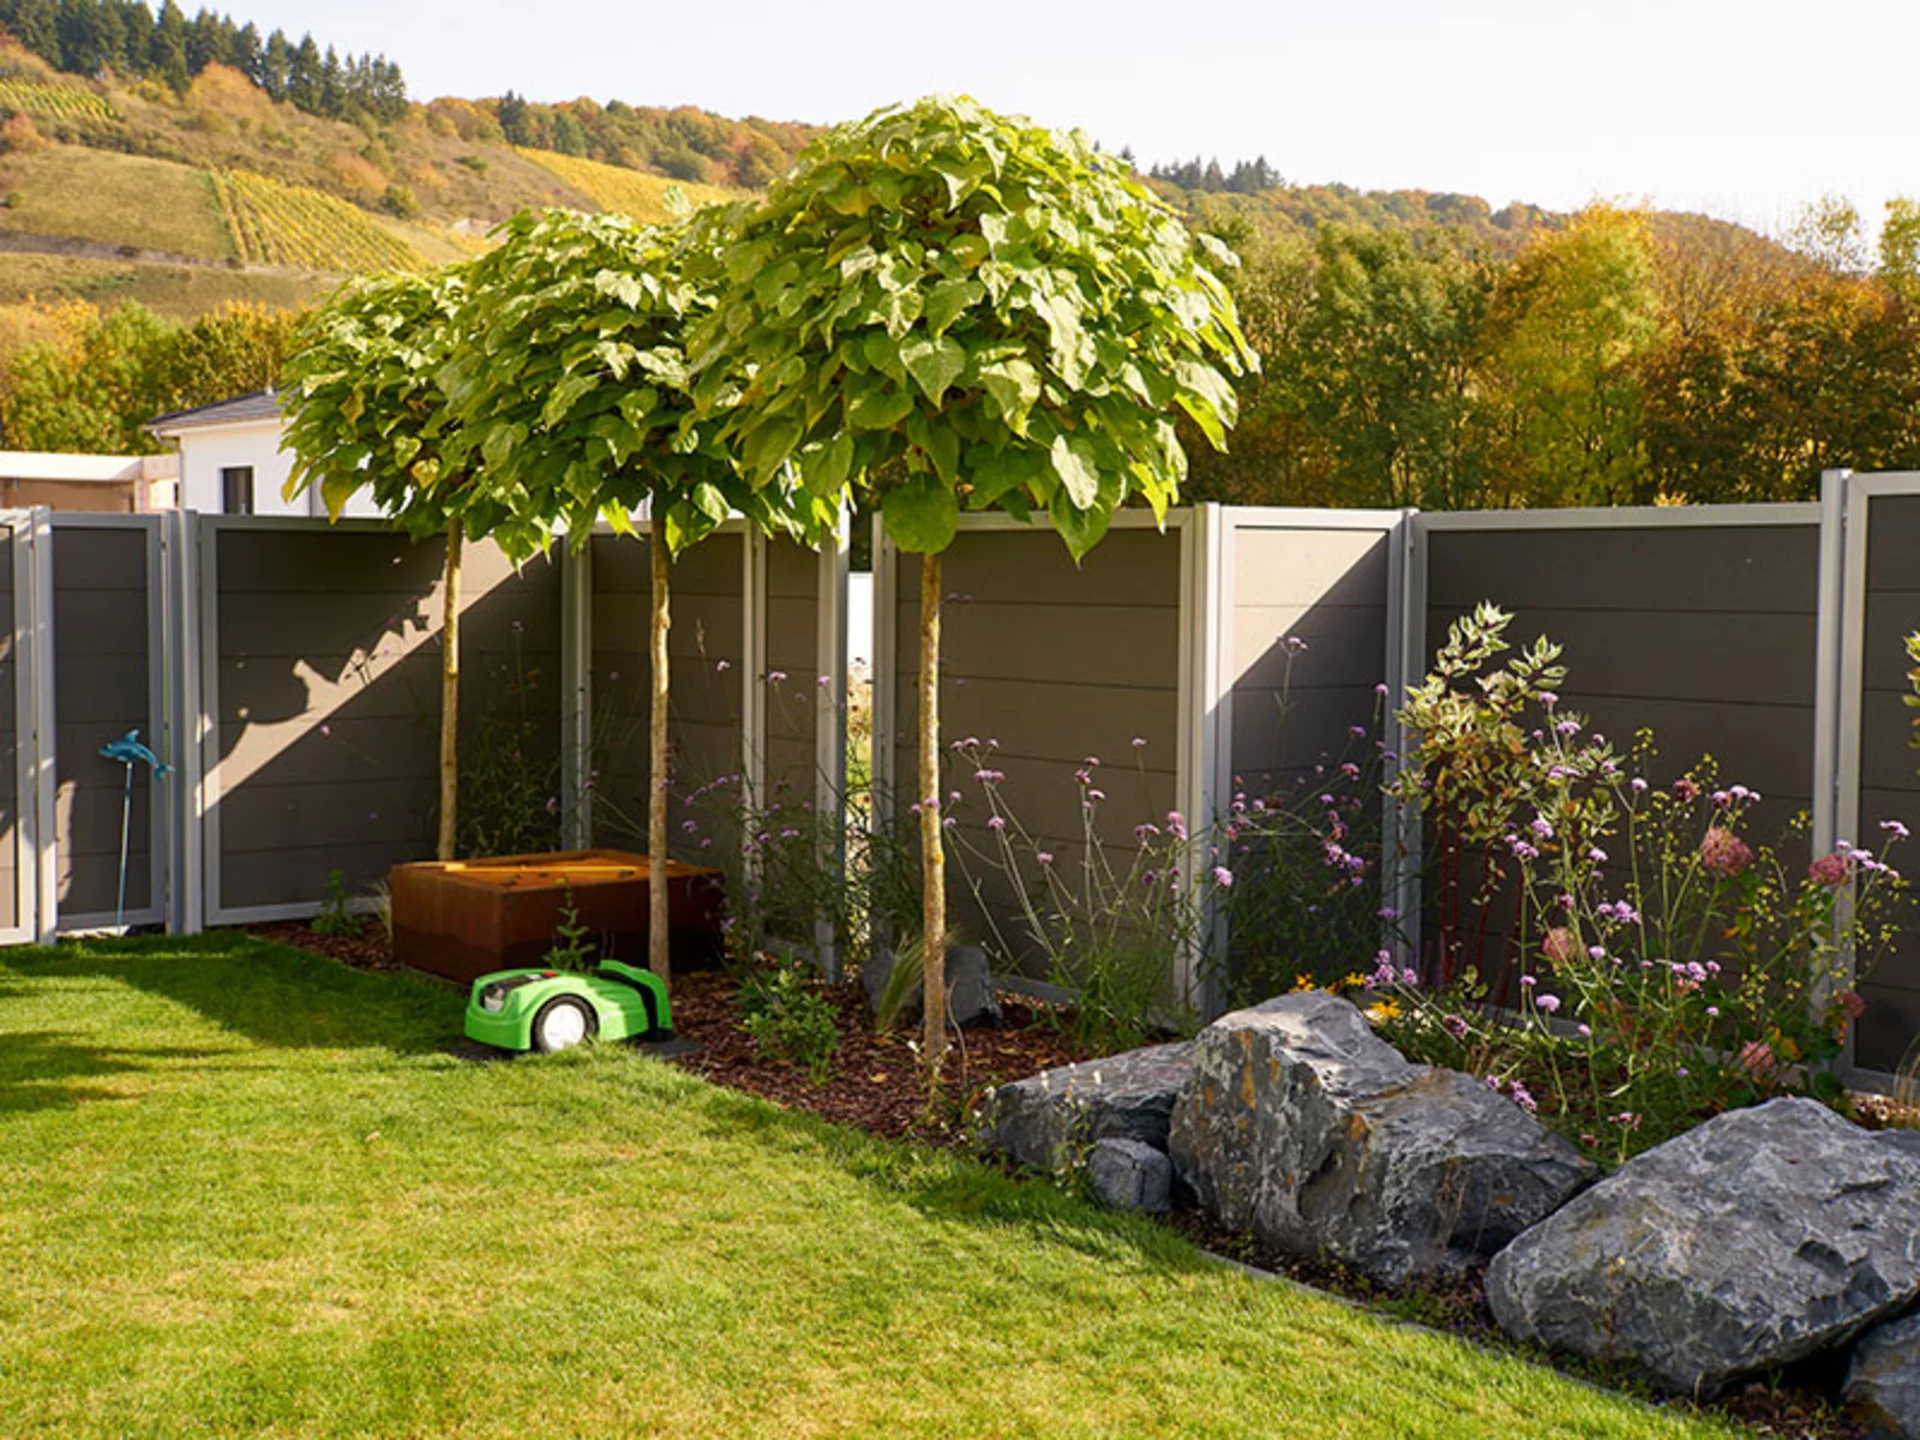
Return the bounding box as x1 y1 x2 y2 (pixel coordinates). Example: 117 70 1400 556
978 1041 1193 1171
862 943 1002 1028
1875 1129 1920 1163
1487 1097 1920 1399
1847 1313 1920 1440
1087 1138 1173 1213
1169 991 1595 1288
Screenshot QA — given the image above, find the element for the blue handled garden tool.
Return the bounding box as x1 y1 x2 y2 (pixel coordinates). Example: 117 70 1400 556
99 730 172 930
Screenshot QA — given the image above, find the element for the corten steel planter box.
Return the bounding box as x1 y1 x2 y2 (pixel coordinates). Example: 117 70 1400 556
390 849 725 984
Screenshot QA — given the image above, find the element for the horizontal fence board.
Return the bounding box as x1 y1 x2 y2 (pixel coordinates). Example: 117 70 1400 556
891 600 1181 689
1427 524 1820 614
1232 527 1390 609
1232 608 1389 691
1424 605 1816 709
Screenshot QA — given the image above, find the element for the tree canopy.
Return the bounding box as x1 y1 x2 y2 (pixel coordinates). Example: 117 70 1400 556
692 94 1258 560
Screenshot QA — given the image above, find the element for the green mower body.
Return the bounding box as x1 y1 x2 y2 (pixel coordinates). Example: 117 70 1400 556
463 960 672 1054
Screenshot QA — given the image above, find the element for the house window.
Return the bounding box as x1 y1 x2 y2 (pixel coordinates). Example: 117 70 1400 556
220 466 254 515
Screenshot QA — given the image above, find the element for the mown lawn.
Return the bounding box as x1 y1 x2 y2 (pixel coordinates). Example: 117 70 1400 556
0 935 1741 1439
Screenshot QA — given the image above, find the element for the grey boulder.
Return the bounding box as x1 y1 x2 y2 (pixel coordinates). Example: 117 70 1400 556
862 943 1002 1028
978 1041 1193 1171
1087 1138 1173 1213
1168 991 1595 1288
1848 1313 1920 1440
1487 1097 1920 1400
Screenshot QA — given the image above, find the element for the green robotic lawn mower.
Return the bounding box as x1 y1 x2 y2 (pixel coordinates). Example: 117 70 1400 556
463 959 672 1054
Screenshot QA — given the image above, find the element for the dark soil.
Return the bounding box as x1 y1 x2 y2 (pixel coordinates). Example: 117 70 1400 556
247 919 1868 1439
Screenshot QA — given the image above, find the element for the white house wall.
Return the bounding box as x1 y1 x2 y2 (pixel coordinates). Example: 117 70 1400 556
175 421 384 520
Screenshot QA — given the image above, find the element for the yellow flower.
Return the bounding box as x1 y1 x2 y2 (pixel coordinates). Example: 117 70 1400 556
1292 973 1316 992
1366 1000 1402 1024
1342 972 1367 993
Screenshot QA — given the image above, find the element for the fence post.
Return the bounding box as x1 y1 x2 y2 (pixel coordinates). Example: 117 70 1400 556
560 538 593 850
813 509 849 981
1385 508 1425 970
163 509 205 934
26 508 55 944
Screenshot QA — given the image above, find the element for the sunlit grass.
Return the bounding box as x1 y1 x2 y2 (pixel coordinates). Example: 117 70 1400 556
0 934 1741 1439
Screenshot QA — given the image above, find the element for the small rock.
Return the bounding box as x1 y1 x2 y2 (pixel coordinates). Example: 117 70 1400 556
862 943 1002 1028
979 1042 1193 1170
1487 1097 1920 1399
1847 1313 1920 1440
1169 991 1594 1289
1087 1138 1173 1213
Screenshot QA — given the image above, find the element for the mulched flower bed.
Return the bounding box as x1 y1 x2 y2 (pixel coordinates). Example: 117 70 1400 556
249 918 1863 1438
666 969 1079 1144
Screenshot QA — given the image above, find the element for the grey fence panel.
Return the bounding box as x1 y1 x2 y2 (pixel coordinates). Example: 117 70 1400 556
1844 487 1920 1073
763 536 821 801
1424 516 1823 815
52 518 164 927
203 519 559 922
879 517 1190 979
588 528 746 854
0 519 20 936
1226 517 1396 791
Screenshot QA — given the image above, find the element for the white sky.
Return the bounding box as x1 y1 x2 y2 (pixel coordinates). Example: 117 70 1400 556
228 0 1917 240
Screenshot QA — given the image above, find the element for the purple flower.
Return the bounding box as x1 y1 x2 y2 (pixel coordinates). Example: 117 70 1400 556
1538 691 1559 709
1519 973 1537 988
1036 851 1054 865
1442 1013 1469 1040
1086 789 1106 802
1282 635 1309 655
1529 817 1553 839
715 659 730 672
767 670 787 684
1212 866 1233 888
1535 994 1562 1015
1883 820 1911 841
1131 736 1147 748
988 816 1006 831
1576 1024 1592 1038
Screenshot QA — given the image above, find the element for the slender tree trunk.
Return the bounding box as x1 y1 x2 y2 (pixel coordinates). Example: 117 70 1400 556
437 516 463 862
919 551 947 1069
649 521 672 984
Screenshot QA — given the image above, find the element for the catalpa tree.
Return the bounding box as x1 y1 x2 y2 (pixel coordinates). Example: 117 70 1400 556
442 208 835 983
695 96 1256 1064
282 267 491 862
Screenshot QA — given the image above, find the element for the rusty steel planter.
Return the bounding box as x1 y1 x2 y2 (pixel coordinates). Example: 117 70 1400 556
390 849 724 984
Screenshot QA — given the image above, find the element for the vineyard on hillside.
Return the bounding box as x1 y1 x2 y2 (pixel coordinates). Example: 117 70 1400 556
515 148 740 222
0 80 113 120
212 169 421 273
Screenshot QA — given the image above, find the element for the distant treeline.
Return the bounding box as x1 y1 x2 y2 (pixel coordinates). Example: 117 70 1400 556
0 0 406 121
1188 200 1920 510
471 91 815 188
1141 153 1282 194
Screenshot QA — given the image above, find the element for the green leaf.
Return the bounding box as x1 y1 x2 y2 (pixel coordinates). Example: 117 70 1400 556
1047 433 1100 510
924 277 981 337
899 334 966 403
1049 495 1112 562
848 383 914 431
801 431 854 499
742 414 801 484
880 473 959 554
977 357 1040 434
691 480 730 523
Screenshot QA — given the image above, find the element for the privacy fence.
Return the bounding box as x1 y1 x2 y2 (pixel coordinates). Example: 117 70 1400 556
0 510 847 954
8 474 1920 1081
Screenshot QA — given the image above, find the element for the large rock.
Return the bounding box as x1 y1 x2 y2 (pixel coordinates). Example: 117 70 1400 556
862 943 1002 1029
978 1041 1193 1171
1487 1097 1920 1400
1169 992 1595 1288
1088 1138 1173 1213
1847 1313 1920 1440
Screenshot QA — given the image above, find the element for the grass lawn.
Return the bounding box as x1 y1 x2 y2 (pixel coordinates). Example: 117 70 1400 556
0 935 1743 1439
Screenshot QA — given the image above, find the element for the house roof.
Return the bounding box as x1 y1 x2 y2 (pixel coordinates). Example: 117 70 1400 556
147 389 285 434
